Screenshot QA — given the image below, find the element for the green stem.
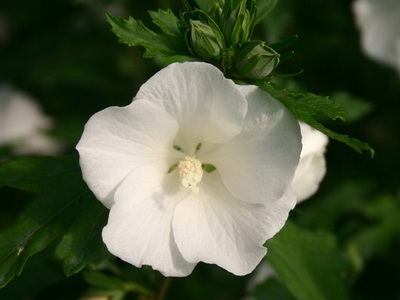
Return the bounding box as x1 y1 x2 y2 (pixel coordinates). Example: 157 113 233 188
155 277 171 300
124 282 153 298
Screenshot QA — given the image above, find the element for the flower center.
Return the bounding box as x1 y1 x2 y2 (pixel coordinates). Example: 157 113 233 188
178 156 203 193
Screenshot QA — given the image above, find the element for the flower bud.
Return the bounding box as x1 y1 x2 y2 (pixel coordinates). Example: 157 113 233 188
187 18 224 61
223 0 255 47
234 40 280 79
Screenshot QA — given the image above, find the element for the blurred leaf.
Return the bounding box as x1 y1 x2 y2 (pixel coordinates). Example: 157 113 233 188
252 278 296 300
0 155 78 193
0 155 108 287
106 12 188 58
55 199 108 276
351 194 400 258
84 271 125 290
270 35 298 52
331 92 373 123
258 82 375 157
194 0 222 13
0 251 66 299
255 0 279 24
294 179 376 231
83 271 153 298
266 222 350 300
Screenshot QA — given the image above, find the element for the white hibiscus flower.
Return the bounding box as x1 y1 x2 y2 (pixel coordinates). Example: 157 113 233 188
292 122 329 202
0 85 62 156
353 0 400 72
76 62 302 276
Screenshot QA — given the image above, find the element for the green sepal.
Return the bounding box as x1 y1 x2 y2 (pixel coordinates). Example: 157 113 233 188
183 10 225 61
181 0 194 12
218 0 256 47
270 34 299 52
234 40 280 79
278 50 294 64
194 0 224 14
223 0 254 47
202 163 217 172
189 19 224 60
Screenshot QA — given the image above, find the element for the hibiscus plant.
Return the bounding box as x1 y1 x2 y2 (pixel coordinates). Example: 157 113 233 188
2 0 397 300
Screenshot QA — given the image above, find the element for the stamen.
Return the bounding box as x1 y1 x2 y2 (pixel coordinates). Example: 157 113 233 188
178 156 203 193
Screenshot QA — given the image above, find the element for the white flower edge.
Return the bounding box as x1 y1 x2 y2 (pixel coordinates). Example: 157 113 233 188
77 62 302 276
0 85 62 155
353 0 400 71
292 122 328 202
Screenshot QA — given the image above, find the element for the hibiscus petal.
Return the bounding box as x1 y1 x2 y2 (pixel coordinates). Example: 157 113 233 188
292 122 328 202
102 165 196 277
135 62 248 154
353 0 400 69
76 100 180 208
0 87 52 144
200 85 301 204
172 171 296 276
292 154 326 202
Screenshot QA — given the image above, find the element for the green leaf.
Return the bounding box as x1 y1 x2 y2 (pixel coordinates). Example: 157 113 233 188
255 0 279 24
83 271 154 297
351 194 400 258
0 155 79 193
148 9 182 38
330 91 373 123
106 12 188 58
258 82 374 157
270 34 299 52
266 222 350 300
252 278 296 300
0 154 109 287
55 199 108 276
84 271 125 290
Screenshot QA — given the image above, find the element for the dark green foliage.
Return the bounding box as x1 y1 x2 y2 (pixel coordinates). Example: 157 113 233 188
259 83 374 157
266 222 350 300
0 155 108 287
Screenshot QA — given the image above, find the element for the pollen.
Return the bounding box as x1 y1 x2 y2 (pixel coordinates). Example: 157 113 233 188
178 156 203 193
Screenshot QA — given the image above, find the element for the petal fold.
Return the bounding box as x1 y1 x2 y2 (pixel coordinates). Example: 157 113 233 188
102 165 196 277
292 122 328 202
135 62 248 153
76 100 179 208
201 85 301 204
172 171 296 276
